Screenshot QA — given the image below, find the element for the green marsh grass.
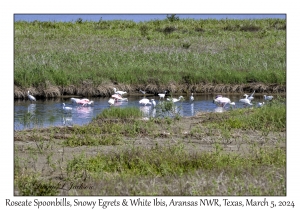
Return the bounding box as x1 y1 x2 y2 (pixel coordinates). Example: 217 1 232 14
15 18 286 91
202 97 286 132
64 143 285 195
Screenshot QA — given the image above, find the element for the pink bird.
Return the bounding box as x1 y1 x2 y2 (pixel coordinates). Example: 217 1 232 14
213 96 235 108
111 94 128 102
70 98 94 106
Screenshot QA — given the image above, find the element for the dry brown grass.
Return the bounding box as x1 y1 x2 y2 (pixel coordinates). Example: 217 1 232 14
14 83 285 98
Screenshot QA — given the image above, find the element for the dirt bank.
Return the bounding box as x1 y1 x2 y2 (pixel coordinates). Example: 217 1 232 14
14 82 286 99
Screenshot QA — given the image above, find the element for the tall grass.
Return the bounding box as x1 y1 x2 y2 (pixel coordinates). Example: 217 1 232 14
14 18 286 89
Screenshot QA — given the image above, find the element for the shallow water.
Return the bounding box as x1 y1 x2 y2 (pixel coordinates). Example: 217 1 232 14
14 94 273 131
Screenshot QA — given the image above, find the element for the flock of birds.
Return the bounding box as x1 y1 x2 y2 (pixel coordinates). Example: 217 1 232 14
212 90 273 109
26 89 274 115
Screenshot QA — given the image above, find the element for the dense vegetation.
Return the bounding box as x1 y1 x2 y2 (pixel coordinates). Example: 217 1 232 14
14 17 286 97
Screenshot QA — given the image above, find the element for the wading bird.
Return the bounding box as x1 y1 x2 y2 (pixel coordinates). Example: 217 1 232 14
108 98 115 106
27 91 36 103
264 95 273 101
111 94 128 102
113 88 127 96
239 98 253 107
70 98 94 106
167 96 184 103
158 91 167 100
257 102 265 108
62 103 72 112
190 93 194 102
151 99 156 107
139 98 152 106
213 96 235 108
244 90 255 101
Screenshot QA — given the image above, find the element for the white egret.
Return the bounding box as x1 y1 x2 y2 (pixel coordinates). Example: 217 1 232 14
27 91 36 103
190 93 194 102
158 91 167 100
62 103 72 112
264 95 273 101
151 99 156 107
167 96 184 103
139 98 152 106
113 88 127 96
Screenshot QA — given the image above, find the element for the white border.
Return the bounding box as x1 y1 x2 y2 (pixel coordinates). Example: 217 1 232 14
2 1 298 209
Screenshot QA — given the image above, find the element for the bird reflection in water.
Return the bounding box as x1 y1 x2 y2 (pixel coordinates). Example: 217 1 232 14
62 116 73 126
139 106 157 118
75 106 94 118
191 103 194 116
27 104 36 115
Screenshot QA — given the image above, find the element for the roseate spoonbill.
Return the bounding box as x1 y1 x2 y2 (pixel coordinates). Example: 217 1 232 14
257 102 265 107
139 98 152 106
264 95 273 101
108 98 115 106
239 98 253 107
71 98 94 106
190 93 194 102
113 88 127 96
244 90 255 101
151 99 156 107
167 96 184 103
213 96 235 108
27 91 36 103
62 103 72 112
71 98 79 104
158 91 167 100
111 94 128 102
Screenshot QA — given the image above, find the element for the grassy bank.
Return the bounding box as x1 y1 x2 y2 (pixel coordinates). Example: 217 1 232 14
14 98 286 195
14 17 286 98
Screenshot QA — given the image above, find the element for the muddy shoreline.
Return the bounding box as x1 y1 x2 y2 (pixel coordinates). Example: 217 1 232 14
14 82 286 99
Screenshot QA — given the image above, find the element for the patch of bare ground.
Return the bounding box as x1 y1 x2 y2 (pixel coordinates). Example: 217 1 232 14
14 82 285 98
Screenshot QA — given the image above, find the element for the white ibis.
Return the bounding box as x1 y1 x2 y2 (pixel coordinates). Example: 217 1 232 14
244 90 255 101
167 96 184 103
257 102 265 107
264 95 273 101
239 98 253 107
